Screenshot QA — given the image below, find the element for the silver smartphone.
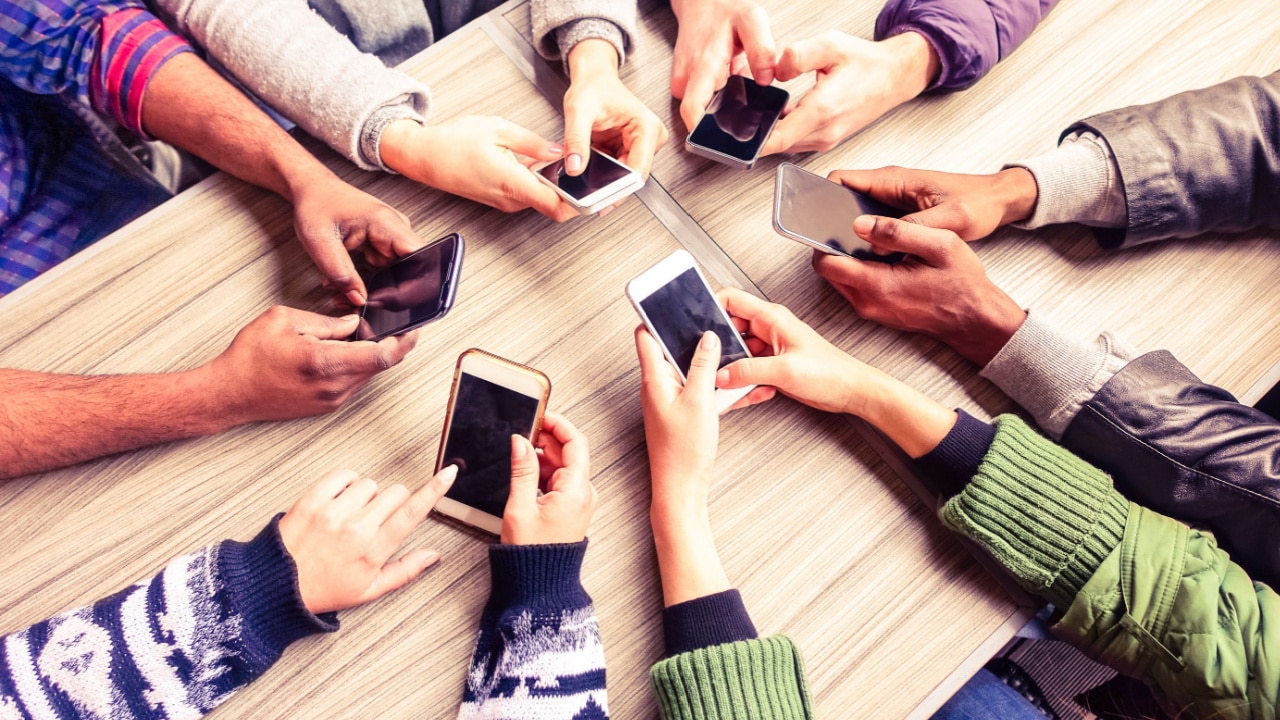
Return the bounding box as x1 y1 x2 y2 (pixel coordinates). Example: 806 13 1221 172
532 149 644 214
772 163 906 262
685 75 789 170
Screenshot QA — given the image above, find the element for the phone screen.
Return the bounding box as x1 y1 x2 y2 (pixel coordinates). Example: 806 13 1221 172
639 268 749 375
440 373 541 519
688 76 789 162
777 166 906 260
355 233 462 341
538 151 631 201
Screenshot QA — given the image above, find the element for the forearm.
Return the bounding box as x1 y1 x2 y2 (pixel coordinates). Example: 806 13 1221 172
650 501 732 608
846 364 959 459
0 366 239 479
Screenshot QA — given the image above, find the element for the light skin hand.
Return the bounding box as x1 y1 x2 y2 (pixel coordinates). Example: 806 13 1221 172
563 39 668 182
827 166 1039 241
279 465 457 614
501 411 597 545
670 0 777 133
380 116 578 222
810 216 1027 366
762 31 940 155
204 306 418 424
636 327 731 606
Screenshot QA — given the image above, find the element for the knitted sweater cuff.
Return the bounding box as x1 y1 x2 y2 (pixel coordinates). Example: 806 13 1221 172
663 589 758 658
650 635 813 720
939 415 1129 608
488 540 591 611
1006 132 1126 231
914 409 996 500
555 18 629 67
217 514 339 675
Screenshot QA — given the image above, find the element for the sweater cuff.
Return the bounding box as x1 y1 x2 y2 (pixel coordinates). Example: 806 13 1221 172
662 589 757 657
939 415 1129 609
651 635 812 719
360 102 425 173
488 540 591 611
980 311 1134 439
217 515 339 675
555 19 629 67
914 410 996 500
1007 132 1126 230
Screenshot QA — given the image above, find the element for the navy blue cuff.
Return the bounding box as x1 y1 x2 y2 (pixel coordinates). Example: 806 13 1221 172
488 540 591 612
914 410 997 500
662 589 758 658
217 514 339 677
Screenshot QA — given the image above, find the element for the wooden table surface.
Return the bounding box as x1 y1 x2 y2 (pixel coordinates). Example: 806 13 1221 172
2 1 1278 718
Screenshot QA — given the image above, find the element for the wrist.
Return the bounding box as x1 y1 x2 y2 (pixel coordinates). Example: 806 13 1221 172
884 31 940 98
568 38 620 81
993 167 1039 226
651 493 711 535
944 296 1027 367
379 118 430 180
185 363 252 433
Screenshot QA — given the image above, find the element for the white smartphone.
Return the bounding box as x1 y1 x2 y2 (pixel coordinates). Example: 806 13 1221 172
533 149 644 214
773 163 906 262
626 250 755 412
434 349 551 534
685 75 789 170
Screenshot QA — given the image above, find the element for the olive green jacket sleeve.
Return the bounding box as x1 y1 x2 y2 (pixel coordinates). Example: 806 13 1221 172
649 635 813 719
941 415 1279 720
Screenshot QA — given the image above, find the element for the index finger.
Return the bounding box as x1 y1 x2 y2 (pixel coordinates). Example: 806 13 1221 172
380 464 457 544
760 100 822 156
736 5 777 85
635 325 682 389
539 411 588 471
680 67 722 133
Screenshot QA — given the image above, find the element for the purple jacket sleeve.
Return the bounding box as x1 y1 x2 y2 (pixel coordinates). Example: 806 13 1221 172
875 0 1057 92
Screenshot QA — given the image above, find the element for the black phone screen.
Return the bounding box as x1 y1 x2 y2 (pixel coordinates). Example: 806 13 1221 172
355 233 462 341
538 151 631 201
777 166 906 260
688 75 789 162
440 373 541 519
638 268 749 376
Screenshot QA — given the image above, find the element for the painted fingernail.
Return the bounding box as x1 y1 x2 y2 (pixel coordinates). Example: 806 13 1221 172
716 368 730 385
853 215 875 236
512 435 529 458
566 154 583 173
549 143 565 155
700 331 719 350
440 465 458 485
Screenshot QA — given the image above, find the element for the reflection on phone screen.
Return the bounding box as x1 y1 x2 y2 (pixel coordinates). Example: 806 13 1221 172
356 234 461 341
638 268 749 375
538 152 630 201
688 76 789 162
778 167 905 260
440 373 540 519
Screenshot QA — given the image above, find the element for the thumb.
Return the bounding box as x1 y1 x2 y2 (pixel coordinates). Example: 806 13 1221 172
507 434 541 510
291 310 361 340
774 35 835 82
853 215 955 264
716 355 785 390
563 101 595 177
362 548 441 604
685 331 721 393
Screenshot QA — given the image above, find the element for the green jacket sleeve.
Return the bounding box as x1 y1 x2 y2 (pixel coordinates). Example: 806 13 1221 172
941 415 1280 720
649 635 813 719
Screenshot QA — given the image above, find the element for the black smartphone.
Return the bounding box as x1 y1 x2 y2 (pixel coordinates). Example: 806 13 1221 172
352 232 464 341
685 75 790 169
772 163 906 262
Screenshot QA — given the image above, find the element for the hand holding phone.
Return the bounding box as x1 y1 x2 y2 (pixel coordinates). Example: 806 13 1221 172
352 233 465 341
685 75 789 169
501 411 595 545
533 149 644 215
626 250 755 412
773 163 905 262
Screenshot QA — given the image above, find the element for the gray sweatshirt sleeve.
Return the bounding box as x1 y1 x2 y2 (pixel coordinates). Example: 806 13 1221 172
1006 132 1126 230
532 0 636 66
980 312 1135 439
154 0 430 172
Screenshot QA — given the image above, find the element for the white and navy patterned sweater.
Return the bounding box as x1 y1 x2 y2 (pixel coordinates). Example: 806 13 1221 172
459 541 608 720
0 518 335 719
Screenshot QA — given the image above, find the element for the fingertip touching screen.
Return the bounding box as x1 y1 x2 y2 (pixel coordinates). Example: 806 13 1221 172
688 75 789 162
538 152 631 201
638 268 749 375
356 234 461 341
440 373 541 519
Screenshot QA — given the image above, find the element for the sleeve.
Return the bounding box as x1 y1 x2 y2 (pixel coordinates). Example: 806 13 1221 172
648 591 812 719
979 311 1136 439
1005 132 1127 230
874 0 1058 92
0 0 193 135
0 517 336 718
913 409 996 500
1059 350 1280 590
459 541 608 719
531 0 635 66
1066 71 1280 249
152 0 430 171
940 415 1280 718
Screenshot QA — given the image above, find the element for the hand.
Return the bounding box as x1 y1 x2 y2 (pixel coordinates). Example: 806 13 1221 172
564 39 668 186
501 412 596 545
291 175 425 306
827 166 1039 241
812 216 1026 365
205 306 418 423
380 116 578 222
279 465 456 614
670 0 776 132
761 31 939 155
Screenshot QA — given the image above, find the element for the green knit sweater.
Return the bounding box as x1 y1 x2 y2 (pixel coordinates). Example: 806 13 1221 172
650 635 813 719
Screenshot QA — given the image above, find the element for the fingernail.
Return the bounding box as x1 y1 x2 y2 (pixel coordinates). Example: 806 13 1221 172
511 435 528 458
346 290 365 307
566 154 583 174
548 142 564 155
853 215 875 236
598 206 614 217
440 464 458 485
700 331 719 350
716 368 730 385
341 313 359 323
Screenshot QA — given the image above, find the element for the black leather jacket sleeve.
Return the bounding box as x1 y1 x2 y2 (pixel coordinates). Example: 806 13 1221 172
1059 350 1280 588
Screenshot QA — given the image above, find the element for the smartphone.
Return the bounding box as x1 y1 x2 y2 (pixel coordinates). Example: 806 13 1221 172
773 163 906 262
533 149 644 214
686 75 789 169
626 250 754 412
433 349 551 534
352 233 465 341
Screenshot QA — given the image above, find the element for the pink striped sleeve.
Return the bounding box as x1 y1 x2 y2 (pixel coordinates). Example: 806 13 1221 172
93 7 193 135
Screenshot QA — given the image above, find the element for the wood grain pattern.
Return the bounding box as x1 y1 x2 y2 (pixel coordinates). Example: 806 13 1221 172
3 1 1275 718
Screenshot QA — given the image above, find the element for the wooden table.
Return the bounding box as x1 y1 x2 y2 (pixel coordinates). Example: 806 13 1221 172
2 1 1278 718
